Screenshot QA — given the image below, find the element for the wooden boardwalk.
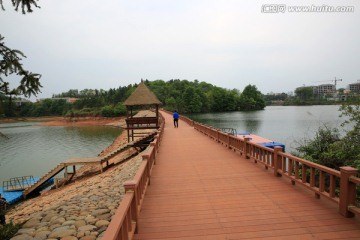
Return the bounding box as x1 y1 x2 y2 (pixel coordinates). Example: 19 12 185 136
134 112 360 240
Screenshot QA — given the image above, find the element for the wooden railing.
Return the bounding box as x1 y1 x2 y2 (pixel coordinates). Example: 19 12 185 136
102 114 165 240
193 121 360 218
179 115 194 126
103 112 360 240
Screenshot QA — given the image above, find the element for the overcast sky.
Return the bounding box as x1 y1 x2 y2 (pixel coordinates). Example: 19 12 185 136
1 0 359 99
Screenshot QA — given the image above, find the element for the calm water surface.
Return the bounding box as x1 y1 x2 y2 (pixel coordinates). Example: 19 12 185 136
188 105 350 153
0 123 121 183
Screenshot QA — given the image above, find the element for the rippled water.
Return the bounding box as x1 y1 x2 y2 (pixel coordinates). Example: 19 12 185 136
0 122 121 183
188 105 350 153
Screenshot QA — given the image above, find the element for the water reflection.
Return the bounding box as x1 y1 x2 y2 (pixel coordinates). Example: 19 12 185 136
187 105 346 153
0 123 121 182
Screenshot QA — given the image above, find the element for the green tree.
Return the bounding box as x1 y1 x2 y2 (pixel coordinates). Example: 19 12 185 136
340 101 360 132
114 102 127 116
164 97 177 111
0 35 42 97
101 105 115 117
296 126 344 169
182 86 202 113
296 101 360 170
238 85 265 111
295 86 314 101
0 0 40 14
1 0 42 120
209 87 227 112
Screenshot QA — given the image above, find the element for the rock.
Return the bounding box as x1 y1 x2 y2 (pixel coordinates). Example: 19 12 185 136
36 222 49 229
80 236 96 240
80 198 89 202
17 228 35 236
78 225 96 231
62 220 76 226
97 226 107 234
52 225 70 232
85 217 97 225
96 213 111 221
49 224 62 231
96 232 105 240
91 209 110 216
77 231 86 238
10 234 33 240
95 220 109 228
50 216 66 225
61 236 78 240
33 230 51 240
23 218 40 228
42 212 57 222
48 229 76 238
74 220 86 229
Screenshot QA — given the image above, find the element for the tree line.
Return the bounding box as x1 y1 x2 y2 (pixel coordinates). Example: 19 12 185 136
0 80 266 117
145 79 265 113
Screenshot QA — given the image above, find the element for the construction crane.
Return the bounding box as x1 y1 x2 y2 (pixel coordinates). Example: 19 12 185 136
332 77 342 88
314 77 343 88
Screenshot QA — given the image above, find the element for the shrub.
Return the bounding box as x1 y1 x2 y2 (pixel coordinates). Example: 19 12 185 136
0 222 22 240
114 103 127 116
101 105 115 117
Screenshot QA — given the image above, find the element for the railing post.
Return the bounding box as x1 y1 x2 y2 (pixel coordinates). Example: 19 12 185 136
124 180 139 233
153 135 158 144
339 166 358 217
227 133 232 149
273 146 283 177
150 141 156 150
244 137 250 159
142 155 151 184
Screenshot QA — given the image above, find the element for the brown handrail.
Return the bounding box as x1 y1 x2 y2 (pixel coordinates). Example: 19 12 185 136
104 111 360 240
192 119 360 218
102 113 165 240
102 192 136 240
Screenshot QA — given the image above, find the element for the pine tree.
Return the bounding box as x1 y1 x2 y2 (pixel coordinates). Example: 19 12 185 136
0 0 40 14
1 0 42 100
0 35 42 97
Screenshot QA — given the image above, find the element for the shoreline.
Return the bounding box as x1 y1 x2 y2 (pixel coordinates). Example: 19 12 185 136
0 116 126 127
6 129 140 239
4 116 139 240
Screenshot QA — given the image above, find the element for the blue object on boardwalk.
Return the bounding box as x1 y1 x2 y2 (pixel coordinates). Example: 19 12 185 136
0 177 54 204
237 132 251 136
258 142 285 152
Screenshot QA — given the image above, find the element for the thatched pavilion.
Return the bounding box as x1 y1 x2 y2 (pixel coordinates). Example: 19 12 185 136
123 81 162 142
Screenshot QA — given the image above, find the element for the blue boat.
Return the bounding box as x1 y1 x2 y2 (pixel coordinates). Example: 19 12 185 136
1 176 54 204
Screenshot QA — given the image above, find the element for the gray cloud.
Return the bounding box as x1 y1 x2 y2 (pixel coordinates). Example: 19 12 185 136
1 0 359 100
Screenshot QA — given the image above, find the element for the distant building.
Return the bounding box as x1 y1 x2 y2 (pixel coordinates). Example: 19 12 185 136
313 84 336 95
38 97 78 103
348 82 360 93
13 98 31 106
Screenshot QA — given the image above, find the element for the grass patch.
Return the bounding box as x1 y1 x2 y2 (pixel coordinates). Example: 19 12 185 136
0 222 22 240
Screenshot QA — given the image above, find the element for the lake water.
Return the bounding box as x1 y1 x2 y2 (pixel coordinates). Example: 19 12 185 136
0 106 349 183
0 123 121 183
187 105 350 153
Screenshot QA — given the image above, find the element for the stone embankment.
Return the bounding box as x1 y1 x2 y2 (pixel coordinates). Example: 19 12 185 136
7 125 144 240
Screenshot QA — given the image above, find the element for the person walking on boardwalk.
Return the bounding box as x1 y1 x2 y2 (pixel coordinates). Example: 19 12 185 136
173 110 179 128
0 193 9 225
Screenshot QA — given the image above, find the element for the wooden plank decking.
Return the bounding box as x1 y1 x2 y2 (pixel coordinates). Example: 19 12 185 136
134 112 360 239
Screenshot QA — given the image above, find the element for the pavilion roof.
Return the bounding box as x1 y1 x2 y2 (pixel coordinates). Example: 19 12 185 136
124 81 162 106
